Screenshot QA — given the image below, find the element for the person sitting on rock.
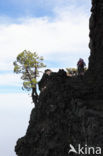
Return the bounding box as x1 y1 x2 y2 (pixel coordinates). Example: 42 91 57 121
77 58 86 76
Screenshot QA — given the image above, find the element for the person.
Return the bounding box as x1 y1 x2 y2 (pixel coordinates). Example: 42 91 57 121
77 58 86 76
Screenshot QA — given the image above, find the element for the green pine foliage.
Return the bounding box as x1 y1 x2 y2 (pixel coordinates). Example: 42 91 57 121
13 50 46 91
66 68 77 76
66 67 87 76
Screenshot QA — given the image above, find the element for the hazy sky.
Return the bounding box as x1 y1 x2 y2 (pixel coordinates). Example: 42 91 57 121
0 0 91 155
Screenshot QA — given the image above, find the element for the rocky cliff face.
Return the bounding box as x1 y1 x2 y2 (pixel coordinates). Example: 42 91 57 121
15 1 103 156
88 0 103 80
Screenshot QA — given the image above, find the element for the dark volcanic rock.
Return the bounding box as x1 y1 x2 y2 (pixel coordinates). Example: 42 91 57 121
15 70 103 156
88 0 103 80
15 1 103 156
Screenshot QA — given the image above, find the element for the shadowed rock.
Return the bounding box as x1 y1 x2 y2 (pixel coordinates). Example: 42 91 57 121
88 0 103 80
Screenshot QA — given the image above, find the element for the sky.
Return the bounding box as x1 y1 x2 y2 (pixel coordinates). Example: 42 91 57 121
0 0 91 156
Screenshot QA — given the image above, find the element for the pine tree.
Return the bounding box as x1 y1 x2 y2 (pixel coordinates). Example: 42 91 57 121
13 50 46 106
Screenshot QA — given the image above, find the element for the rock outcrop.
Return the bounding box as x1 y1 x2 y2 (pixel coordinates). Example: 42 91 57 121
88 0 103 81
15 1 103 156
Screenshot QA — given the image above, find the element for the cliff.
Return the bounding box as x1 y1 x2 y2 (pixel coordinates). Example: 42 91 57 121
88 0 103 81
15 1 103 156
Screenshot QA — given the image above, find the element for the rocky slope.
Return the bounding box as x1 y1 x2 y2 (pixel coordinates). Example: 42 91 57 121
15 1 103 156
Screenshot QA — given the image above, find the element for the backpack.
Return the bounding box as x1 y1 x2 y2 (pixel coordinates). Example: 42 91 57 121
78 60 84 67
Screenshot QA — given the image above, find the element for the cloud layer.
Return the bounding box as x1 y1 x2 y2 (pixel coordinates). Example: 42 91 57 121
0 5 91 89
0 6 90 70
0 93 33 156
0 2 91 156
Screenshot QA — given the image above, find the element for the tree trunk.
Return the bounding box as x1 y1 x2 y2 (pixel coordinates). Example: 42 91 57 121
32 87 38 107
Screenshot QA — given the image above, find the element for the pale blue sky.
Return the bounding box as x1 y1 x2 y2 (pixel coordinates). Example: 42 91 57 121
0 0 91 155
0 0 90 18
